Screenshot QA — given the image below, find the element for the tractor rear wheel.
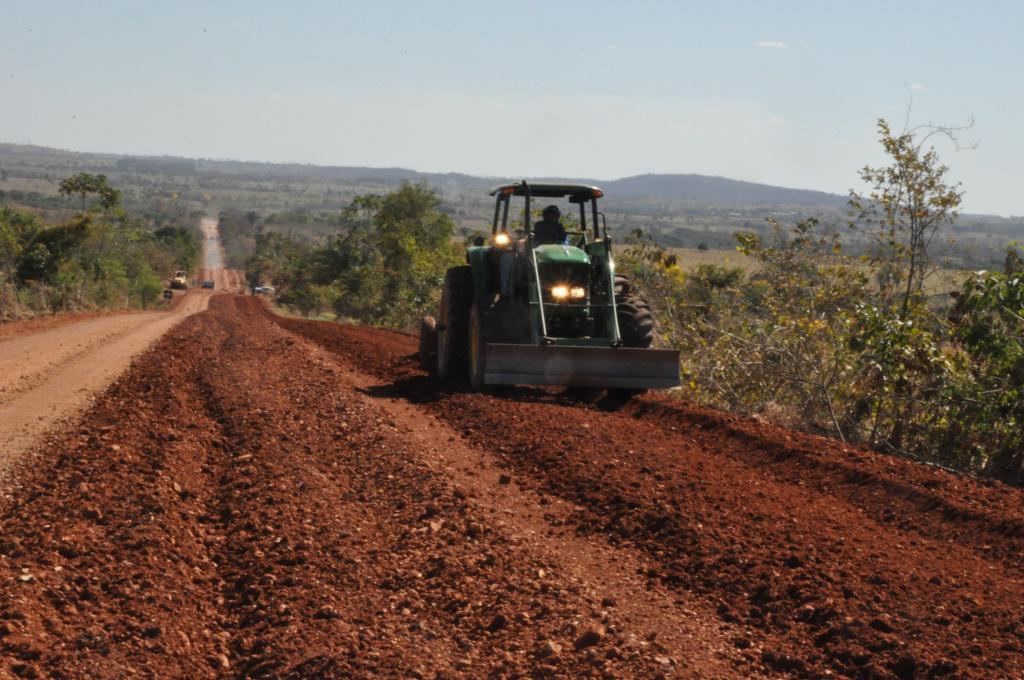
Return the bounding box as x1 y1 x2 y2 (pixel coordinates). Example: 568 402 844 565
613 273 632 298
613 275 656 398
614 274 655 349
617 296 655 348
437 266 474 382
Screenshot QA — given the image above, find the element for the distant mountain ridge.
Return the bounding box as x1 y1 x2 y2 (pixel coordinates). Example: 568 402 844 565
1 142 849 208
600 173 848 207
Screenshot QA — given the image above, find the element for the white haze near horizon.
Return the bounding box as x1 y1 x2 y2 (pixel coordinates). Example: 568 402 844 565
2 0 1023 216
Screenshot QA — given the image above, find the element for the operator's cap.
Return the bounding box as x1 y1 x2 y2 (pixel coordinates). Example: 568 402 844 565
542 205 561 219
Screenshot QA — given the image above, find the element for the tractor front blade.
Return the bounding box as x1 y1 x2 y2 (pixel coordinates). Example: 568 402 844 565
482 343 680 389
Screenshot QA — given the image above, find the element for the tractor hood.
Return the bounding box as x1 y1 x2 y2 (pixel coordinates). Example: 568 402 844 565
533 243 590 265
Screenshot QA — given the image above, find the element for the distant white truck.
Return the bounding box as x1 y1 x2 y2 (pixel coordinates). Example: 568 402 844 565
170 270 188 290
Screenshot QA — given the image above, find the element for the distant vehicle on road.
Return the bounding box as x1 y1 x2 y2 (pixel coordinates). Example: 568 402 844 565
201 280 215 290
253 286 276 296
169 270 188 290
162 289 173 300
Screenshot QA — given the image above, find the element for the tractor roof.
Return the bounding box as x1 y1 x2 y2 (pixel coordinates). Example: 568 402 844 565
489 182 604 200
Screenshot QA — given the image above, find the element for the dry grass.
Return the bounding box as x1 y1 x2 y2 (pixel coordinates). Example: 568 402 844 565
668 247 759 272
668 247 968 298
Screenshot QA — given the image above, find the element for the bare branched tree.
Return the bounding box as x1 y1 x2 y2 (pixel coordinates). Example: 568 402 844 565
849 113 975 317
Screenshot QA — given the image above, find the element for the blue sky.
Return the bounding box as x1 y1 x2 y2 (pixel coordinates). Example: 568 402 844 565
3 1 1022 214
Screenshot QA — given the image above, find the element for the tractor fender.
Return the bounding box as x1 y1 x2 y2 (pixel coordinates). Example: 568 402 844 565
466 246 493 301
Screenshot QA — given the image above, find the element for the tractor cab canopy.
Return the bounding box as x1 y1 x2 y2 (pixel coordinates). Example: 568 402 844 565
488 181 605 241
488 182 604 200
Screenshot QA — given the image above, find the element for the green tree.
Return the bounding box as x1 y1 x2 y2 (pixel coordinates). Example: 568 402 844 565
373 182 459 308
153 225 199 268
0 206 43 275
246 183 462 327
58 173 122 213
16 216 91 283
946 270 1024 483
132 263 165 307
1004 247 1023 276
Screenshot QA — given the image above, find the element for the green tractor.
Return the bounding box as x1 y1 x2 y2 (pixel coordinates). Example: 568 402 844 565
419 181 680 391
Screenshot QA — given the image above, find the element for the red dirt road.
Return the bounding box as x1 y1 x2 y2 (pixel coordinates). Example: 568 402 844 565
0 215 246 484
0 296 1021 679
0 291 212 483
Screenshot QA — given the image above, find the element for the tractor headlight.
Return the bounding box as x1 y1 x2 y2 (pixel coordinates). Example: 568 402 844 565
570 286 586 299
493 232 511 247
551 285 569 300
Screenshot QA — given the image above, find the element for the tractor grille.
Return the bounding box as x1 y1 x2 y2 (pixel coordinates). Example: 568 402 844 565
537 263 590 304
538 262 591 337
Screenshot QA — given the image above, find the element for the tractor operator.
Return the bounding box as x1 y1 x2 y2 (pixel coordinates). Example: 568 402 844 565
533 205 567 244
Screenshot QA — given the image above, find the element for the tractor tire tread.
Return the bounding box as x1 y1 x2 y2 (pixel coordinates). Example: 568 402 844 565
617 294 656 349
439 266 474 380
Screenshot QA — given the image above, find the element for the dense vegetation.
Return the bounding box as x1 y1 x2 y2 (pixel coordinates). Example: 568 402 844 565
621 121 1024 484
0 173 199 318
229 182 462 327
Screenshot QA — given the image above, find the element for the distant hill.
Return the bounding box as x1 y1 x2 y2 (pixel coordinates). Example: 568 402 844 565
601 173 849 207
0 142 847 208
